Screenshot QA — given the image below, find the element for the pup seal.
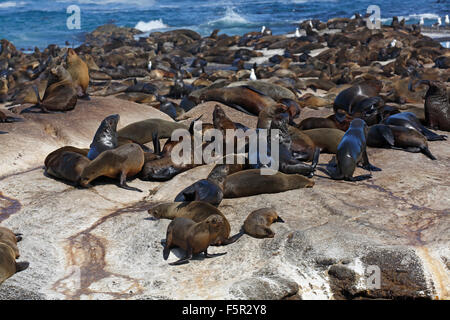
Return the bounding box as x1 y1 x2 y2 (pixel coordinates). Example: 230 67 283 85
80 143 145 192
149 201 241 246
326 118 381 181
223 169 314 198
243 208 284 238
382 112 447 141
367 124 436 160
87 114 120 160
163 215 227 265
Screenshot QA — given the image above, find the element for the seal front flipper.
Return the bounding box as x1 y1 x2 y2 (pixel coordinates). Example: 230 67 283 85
204 249 227 258
347 174 372 182
377 125 395 146
119 171 142 192
360 150 381 172
420 126 447 141
152 131 161 155
15 261 30 273
216 230 244 246
169 248 193 266
420 146 437 160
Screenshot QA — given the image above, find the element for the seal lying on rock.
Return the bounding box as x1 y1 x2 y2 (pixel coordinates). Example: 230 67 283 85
163 216 228 266
243 208 284 239
80 143 144 192
0 226 28 285
382 112 447 141
45 150 91 183
326 118 381 181
367 124 436 160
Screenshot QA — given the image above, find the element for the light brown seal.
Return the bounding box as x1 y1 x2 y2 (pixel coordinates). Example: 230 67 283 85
243 208 284 238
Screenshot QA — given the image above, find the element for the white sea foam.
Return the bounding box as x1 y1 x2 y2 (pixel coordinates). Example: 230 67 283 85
0 1 26 9
56 0 155 6
209 7 249 25
135 19 168 32
381 13 441 23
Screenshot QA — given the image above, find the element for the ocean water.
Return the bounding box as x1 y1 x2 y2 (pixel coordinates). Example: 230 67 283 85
0 0 449 50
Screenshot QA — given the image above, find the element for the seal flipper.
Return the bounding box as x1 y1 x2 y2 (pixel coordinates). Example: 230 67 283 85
152 131 161 155
420 126 447 141
219 230 245 245
204 249 227 258
119 171 142 192
360 150 381 172
378 125 395 146
420 146 437 160
169 247 192 266
347 174 372 182
326 156 344 180
15 261 30 273
275 216 285 223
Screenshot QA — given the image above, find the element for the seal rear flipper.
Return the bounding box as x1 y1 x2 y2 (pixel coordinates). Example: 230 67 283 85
311 147 320 168
204 250 227 258
326 157 344 180
360 150 381 172
420 146 437 160
228 103 256 116
15 261 30 273
219 230 245 245
347 174 372 182
420 126 447 141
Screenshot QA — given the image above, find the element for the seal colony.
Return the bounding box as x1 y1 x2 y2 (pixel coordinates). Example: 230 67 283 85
0 13 449 281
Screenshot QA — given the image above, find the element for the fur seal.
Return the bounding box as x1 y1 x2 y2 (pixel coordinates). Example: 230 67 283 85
367 124 436 160
302 128 344 154
243 208 284 238
223 169 314 198
117 118 187 153
421 80 450 132
149 201 240 246
326 118 381 181
0 227 21 259
45 150 91 183
80 143 145 192
297 114 351 131
163 216 227 265
382 112 447 141
87 114 120 160
34 66 78 112
198 86 276 115
44 146 89 167
174 163 244 206
333 80 383 124
66 48 90 99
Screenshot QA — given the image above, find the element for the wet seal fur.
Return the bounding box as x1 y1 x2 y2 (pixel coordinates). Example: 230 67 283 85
80 143 145 192
87 114 120 160
326 118 381 181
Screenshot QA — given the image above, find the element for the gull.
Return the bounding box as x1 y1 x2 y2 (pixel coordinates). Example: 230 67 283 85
261 26 266 34
419 17 424 25
295 27 300 37
445 15 449 25
147 60 152 71
250 68 257 81
432 17 442 29
390 39 397 48
309 20 313 28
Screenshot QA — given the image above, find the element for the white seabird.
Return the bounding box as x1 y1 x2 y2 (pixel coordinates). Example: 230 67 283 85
250 68 257 81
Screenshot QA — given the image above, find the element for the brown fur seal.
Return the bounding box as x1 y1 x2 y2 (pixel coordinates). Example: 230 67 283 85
223 169 314 198
199 86 276 115
297 114 351 131
302 128 344 154
66 48 89 98
0 227 21 259
80 143 145 192
326 118 381 181
243 208 284 238
45 150 91 183
163 216 227 265
117 119 187 153
44 146 89 168
87 114 120 160
35 66 77 112
367 124 436 160
149 201 240 246
0 227 28 285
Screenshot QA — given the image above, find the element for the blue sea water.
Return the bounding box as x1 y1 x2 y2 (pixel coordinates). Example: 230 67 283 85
0 0 449 50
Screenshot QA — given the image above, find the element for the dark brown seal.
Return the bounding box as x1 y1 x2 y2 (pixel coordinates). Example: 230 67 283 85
45 150 91 183
87 114 120 160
